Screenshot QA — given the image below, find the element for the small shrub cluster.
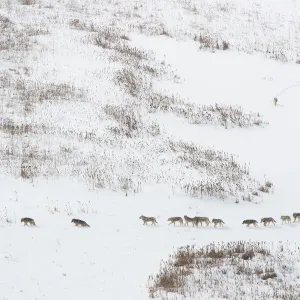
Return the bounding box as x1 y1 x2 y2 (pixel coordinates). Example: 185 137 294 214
168 139 259 200
103 104 160 138
147 93 265 128
0 15 30 51
25 25 50 36
21 0 36 5
77 201 97 214
69 19 99 32
173 103 264 128
148 241 300 299
0 119 33 136
258 180 274 194
194 34 229 51
0 207 16 224
46 200 60 214
16 80 85 103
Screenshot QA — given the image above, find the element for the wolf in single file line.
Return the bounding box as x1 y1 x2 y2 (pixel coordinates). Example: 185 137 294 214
293 213 300 223
71 218 90 227
21 217 36 226
184 215 196 226
212 219 225 227
168 217 183 226
139 215 157 225
280 216 291 224
242 219 258 227
194 217 210 227
261 217 276 226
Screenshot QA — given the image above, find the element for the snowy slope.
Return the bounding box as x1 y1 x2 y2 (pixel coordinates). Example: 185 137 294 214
1 0 300 299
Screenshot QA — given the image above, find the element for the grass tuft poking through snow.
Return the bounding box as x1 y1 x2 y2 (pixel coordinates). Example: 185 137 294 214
148 241 300 300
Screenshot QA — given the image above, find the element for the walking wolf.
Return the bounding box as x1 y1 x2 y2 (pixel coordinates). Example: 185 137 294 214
21 217 36 226
242 219 258 227
168 217 183 226
139 215 157 225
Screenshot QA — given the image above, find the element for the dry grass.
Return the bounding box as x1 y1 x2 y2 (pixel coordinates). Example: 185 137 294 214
21 0 36 5
148 241 300 299
194 33 229 51
168 139 260 200
147 93 265 128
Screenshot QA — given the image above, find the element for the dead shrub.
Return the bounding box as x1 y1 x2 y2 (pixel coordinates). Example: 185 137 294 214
258 185 269 193
262 272 277 280
0 207 16 224
148 241 300 299
114 68 149 96
0 119 32 135
94 27 129 49
104 104 159 138
242 250 255 260
21 0 36 5
15 80 84 103
194 34 230 51
265 180 273 188
146 93 265 128
25 25 50 36
69 19 98 32
167 140 260 200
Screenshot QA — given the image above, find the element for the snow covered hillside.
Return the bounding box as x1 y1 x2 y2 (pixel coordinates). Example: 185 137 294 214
1 0 300 299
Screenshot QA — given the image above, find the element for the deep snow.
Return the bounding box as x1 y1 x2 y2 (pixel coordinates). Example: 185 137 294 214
1 0 300 299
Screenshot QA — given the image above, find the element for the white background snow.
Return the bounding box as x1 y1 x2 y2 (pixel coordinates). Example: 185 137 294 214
1 0 300 299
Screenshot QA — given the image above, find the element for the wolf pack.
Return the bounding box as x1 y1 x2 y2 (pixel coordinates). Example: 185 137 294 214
139 213 300 228
19 213 300 228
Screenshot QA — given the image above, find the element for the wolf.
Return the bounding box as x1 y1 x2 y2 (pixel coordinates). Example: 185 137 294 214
21 217 36 226
139 215 157 225
212 219 225 227
194 217 210 227
168 217 183 226
71 218 90 227
242 219 258 227
184 215 196 226
280 215 291 224
293 213 300 223
261 217 276 226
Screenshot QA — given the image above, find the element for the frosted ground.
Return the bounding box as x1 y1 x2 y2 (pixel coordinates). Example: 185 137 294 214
1 0 300 299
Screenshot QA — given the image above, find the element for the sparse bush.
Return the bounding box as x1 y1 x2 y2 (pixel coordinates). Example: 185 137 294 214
242 193 253 202
168 139 260 200
46 200 60 214
94 27 130 50
222 40 229 50
114 67 149 96
146 93 264 128
148 242 300 300
0 207 16 224
69 19 98 32
258 185 269 193
77 201 97 214
64 202 73 216
262 272 277 280
21 0 36 5
0 15 30 51
25 25 50 36
18 80 84 103
104 104 160 138
0 119 33 136
194 34 230 51
265 180 273 188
